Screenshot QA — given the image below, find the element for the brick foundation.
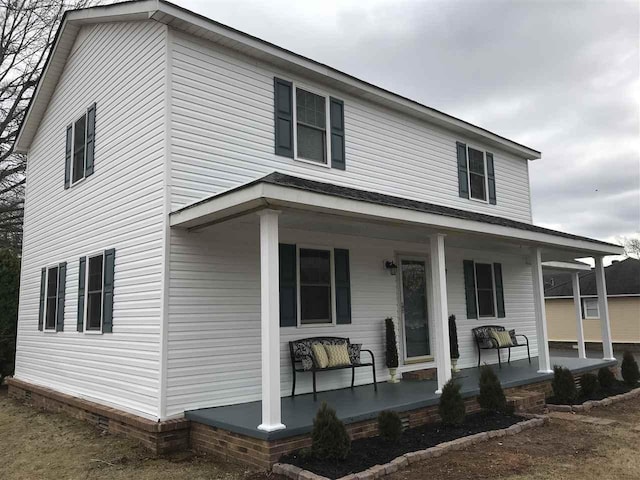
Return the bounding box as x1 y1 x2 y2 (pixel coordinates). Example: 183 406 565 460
6 378 190 454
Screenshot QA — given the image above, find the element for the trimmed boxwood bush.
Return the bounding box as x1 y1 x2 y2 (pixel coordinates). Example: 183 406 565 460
438 379 466 426
311 402 351 460
377 410 402 442
552 365 577 404
385 318 399 369
580 373 599 397
621 351 640 386
598 367 616 391
478 365 507 413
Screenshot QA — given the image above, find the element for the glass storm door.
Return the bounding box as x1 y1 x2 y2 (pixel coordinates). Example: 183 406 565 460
400 258 431 360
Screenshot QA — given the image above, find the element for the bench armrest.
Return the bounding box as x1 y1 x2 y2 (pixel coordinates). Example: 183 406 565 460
515 334 529 345
360 348 375 363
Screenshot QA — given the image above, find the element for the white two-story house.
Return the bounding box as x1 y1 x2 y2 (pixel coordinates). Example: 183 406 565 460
10 0 623 468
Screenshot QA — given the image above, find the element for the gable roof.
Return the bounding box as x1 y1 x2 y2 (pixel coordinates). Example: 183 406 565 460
14 0 541 160
544 257 640 297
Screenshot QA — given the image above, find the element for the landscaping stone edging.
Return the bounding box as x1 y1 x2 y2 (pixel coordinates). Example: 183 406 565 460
546 386 640 413
272 415 549 480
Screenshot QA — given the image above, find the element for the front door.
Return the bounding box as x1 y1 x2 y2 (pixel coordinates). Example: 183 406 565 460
400 258 431 361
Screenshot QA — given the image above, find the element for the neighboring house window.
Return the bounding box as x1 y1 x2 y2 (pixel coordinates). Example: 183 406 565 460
299 248 333 325
45 266 59 330
456 142 496 204
77 248 115 334
86 253 104 331
463 260 505 319
582 298 600 319
65 103 96 189
273 78 346 170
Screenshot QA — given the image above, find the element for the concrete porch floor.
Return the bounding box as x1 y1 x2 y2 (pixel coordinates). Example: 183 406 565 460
186 356 616 440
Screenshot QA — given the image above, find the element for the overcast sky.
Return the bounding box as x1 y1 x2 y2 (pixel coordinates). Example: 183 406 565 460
175 0 639 246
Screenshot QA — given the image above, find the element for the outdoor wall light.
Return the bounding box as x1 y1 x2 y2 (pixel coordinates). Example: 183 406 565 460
384 260 398 276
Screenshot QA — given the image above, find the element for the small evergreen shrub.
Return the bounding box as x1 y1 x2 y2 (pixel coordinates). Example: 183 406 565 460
438 379 466 426
580 373 599 397
311 402 351 460
477 365 507 413
621 351 640 386
385 318 399 369
377 410 402 442
551 365 578 404
598 367 616 391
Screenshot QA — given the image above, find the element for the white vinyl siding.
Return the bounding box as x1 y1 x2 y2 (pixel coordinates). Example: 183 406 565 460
169 30 533 223
14 21 168 419
165 221 538 417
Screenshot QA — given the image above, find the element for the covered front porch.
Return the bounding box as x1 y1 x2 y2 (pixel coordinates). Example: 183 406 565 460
186 356 616 440
169 172 623 431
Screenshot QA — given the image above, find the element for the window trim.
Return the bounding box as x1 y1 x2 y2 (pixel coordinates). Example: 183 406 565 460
83 251 106 334
43 265 60 332
582 297 600 319
473 261 498 319
292 82 332 169
466 144 490 204
296 245 337 327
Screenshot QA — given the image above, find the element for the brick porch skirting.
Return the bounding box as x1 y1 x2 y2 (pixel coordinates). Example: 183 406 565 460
6 377 190 454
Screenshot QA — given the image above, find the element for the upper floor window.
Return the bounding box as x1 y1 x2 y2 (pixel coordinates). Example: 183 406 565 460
456 141 496 205
274 78 346 170
582 298 600 319
65 103 96 189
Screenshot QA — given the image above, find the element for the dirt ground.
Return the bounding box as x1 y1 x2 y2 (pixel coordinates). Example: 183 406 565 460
1 385 639 480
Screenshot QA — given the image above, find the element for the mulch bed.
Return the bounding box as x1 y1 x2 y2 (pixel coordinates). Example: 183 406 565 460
546 381 633 405
279 411 520 479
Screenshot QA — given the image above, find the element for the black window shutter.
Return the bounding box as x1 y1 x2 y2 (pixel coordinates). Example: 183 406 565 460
334 248 351 324
274 78 294 158
64 126 72 189
85 103 96 177
330 97 346 170
77 257 86 332
493 262 505 318
279 243 297 327
463 260 477 319
38 267 46 331
456 142 469 198
487 152 496 205
56 262 66 331
102 248 116 333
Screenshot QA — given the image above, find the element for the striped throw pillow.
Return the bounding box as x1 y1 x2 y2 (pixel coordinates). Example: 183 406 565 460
325 344 352 367
312 343 329 369
491 330 513 347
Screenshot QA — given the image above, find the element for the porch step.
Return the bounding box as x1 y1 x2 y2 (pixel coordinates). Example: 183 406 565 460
506 390 546 414
402 368 437 381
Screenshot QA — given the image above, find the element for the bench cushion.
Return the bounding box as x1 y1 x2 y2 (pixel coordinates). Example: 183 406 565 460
325 344 351 367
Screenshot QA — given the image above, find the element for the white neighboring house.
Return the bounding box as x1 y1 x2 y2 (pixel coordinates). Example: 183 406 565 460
12 0 622 434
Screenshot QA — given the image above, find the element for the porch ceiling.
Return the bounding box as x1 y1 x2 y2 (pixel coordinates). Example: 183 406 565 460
169 172 623 260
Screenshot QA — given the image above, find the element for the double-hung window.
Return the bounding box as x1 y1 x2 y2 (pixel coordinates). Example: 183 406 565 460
582 298 600 319
274 78 346 170
456 142 496 204
474 263 495 317
45 266 60 330
86 253 104 331
65 103 96 189
299 248 333 324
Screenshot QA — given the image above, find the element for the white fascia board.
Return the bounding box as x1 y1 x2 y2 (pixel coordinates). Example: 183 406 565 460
542 261 592 272
169 183 624 256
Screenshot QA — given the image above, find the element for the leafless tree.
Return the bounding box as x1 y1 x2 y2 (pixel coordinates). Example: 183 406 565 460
0 0 95 252
617 236 640 259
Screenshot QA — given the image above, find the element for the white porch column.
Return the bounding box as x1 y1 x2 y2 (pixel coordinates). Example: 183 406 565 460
531 247 552 373
572 272 586 359
257 209 285 432
594 256 615 361
430 233 451 394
